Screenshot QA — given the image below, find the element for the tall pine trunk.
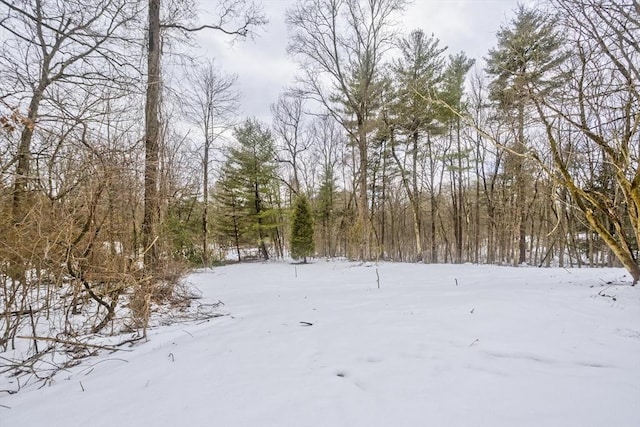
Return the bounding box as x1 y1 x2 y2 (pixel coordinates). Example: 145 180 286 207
357 116 370 260
516 102 527 265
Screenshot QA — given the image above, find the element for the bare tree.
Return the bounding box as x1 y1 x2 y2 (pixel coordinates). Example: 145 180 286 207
271 91 310 195
286 0 407 260
533 0 640 282
142 0 266 271
0 0 141 223
310 114 345 256
182 60 239 266
143 0 162 272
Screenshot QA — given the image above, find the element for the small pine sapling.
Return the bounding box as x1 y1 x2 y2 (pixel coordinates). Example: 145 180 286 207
290 194 315 263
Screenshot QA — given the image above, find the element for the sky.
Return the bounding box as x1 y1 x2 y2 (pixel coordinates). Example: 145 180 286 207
196 0 525 124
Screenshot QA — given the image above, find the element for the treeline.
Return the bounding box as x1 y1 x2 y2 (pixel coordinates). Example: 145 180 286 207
202 0 638 280
0 0 638 353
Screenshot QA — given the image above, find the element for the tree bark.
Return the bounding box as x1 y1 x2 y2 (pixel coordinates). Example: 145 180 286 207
202 138 209 266
142 0 161 271
12 88 44 222
516 102 527 265
357 116 370 260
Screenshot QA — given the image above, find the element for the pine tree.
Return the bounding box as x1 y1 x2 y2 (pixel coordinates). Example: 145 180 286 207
316 168 336 257
390 29 447 261
485 5 565 265
212 159 249 262
290 194 314 263
213 119 280 260
440 52 475 263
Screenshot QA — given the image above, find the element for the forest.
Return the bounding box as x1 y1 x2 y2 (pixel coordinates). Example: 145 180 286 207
0 0 638 363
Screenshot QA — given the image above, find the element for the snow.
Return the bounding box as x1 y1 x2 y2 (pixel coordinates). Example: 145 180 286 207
2 261 639 426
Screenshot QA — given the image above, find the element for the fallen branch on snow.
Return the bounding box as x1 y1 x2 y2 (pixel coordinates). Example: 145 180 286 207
17 336 131 352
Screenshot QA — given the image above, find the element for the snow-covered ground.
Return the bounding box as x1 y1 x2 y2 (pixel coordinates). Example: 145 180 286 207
2 261 639 426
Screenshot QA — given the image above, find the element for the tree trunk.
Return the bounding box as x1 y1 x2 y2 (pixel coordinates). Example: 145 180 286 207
254 182 269 260
391 131 422 261
426 135 438 263
380 139 388 259
516 102 527 265
456 118 464 264
233 205 241 262
411 132 422 261
357 117 369 260
202 139 210 266
12 86 45 222
142 0 161 272
474 153 480 264
584 210 640 284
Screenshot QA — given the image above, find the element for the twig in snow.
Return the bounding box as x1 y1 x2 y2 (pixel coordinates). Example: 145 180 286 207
599 278 616 286
115 335 145 348
28 305 38 353
79 381 85 392
469 339 479 347
597 286 617 302
1 308 40 317
455 278 459 286
299 321 313 326
17 336 128 352
376 268 380 289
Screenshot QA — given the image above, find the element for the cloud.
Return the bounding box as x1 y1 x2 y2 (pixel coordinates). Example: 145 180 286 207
195 1 298 124
194 0 522 124
403 0 520 60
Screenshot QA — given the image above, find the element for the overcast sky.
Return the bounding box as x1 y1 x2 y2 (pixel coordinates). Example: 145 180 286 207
196 0 527 124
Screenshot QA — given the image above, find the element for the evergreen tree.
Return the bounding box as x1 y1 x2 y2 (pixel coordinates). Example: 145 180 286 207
440 53 475 118
316 167 336 257
485 6 564 110
440 52 475 263
392 29 447 137
164 196 203 264
390 29 447 261
290 194 315 263
485 5 565 265
212 159 250 262
213 119 280 260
